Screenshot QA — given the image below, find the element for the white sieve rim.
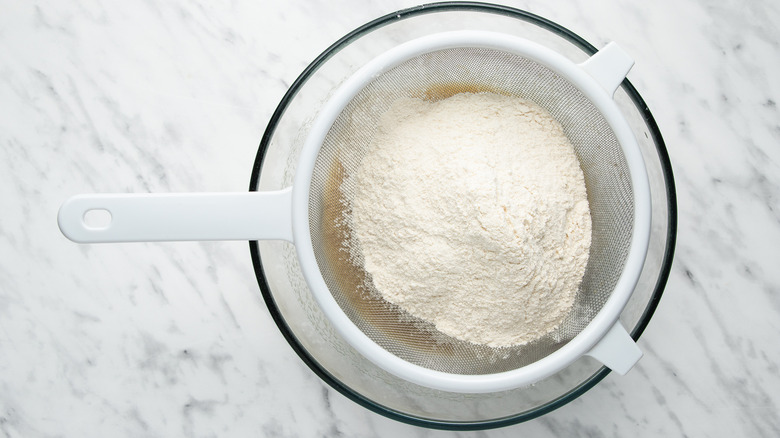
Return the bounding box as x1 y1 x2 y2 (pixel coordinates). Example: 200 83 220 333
291 31 651 393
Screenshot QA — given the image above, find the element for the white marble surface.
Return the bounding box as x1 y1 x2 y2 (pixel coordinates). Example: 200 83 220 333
1 0 779 436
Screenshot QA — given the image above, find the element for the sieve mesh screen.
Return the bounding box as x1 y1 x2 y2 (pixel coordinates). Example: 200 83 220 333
308 47 633 375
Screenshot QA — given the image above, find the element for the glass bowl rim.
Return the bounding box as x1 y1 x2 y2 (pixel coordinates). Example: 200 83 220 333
247 1 677 430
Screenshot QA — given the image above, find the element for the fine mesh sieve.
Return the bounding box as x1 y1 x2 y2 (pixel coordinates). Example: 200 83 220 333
58 31 651 393
308 46 634 375
292 31 651 392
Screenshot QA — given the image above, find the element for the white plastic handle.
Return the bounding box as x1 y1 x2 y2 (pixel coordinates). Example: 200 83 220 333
579 42 635 98
57 188 294 243
585 321 642 375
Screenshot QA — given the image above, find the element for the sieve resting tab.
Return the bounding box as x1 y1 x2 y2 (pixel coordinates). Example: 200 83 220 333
579 42 634 98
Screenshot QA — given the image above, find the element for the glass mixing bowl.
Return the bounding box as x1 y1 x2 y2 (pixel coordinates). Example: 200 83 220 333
248 2 676 430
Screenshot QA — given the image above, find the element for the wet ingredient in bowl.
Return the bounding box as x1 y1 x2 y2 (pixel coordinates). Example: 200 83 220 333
344 92 592 348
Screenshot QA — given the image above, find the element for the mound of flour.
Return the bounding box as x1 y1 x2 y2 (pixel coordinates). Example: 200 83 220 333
344 92 591 347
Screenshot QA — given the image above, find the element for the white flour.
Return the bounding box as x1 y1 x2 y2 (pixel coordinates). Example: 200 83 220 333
345 92 591 348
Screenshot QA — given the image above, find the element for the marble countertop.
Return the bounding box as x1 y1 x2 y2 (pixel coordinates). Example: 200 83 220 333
2 0 779 436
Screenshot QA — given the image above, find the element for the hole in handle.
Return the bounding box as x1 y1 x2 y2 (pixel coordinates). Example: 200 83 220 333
83 208 112 229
